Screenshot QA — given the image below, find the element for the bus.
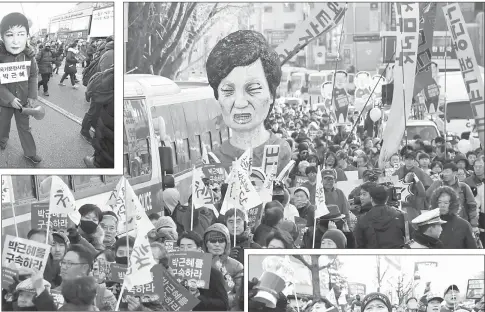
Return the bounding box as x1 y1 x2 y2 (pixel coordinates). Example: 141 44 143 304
1 74 230 238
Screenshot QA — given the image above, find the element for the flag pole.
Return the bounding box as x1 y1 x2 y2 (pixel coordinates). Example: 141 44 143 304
294 287 301 312
312 217 316 249
8 178 19 237
115 283 125 311
234 206 237 248
45 176 54 244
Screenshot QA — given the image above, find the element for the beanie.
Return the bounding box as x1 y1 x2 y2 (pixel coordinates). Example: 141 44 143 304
154 216 177 232
361 292 392 312
1 12 30 36
321 229 347 248
205 231 226 242
162 188 180 213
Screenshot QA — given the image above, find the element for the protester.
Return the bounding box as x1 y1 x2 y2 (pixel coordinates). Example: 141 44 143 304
0 12 41 164
253 201 285 246
99 211 118 250
225 208 260 265
361 292 392 312
44 232 70 288
441 285 461 312
265 229 294 249
59 42 79 88
404 209 445 249
59 276 98 311
36 41 55 96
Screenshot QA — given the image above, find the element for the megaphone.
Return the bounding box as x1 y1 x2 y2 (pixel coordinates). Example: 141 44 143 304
20 105 45 120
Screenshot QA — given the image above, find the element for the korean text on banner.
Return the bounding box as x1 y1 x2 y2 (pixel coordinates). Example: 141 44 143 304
158 265 200 311
168 251 212 289
31 202 68 233
0 61 30 84
275 3 346 65
379 3 420 168
1 175 14 204
2 235 51 275
443 3 485 144
192 167 218 217
49 176 80 225
261 145 280 177
315 166 330 218
108 263 127 283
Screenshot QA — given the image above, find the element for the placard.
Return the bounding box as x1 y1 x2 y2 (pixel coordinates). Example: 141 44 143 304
168 251 212 289
294 216 308 248
1 267 18 289
51 289 65 309
247 204 263 230
0 61 30 84
2 235 51 275
261 145 280 177
164 240 177 252
201 164 226 187
161 265 200 311
89 6 114 38
294 176 309 187
466 279 484 300
31 202 68 233
348 282 366 296
108 263 127 284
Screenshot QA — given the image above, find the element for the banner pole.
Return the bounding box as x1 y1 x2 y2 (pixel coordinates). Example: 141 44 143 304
444 27 448 160
115 283 125 311
312 217 317 249
234 206 237 248
8 178 19 237
294 287 301 312
45 176 53 244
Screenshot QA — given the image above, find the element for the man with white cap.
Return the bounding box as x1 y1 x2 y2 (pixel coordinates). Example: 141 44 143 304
441 285 461 312
419 292 444 312
404 208 446 248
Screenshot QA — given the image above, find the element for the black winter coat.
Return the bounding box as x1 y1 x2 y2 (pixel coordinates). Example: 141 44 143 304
36 48 55 74
64 48 78 74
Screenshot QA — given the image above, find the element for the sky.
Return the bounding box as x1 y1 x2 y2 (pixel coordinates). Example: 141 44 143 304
0 3 76 34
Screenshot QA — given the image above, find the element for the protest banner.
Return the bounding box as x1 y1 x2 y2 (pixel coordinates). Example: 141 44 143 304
93 259 112 283
261 145 280 177
192 167 216 210
2 235 51 275
158 265 200 311
49 176 80 229
108 263 127 284
248 204 264 230
201 164 226 187
443 3 485 144
466 279 484 300
164 240 177 252
31 202 68 233
124 282 159 303
294 176 309 187
294 216 308 248
379 3 420 168
275 3 346 65
413 261 438 281
50 289 65 309
1 267 18 289
168 251 212 289
0 61 30 84
109 177 132 234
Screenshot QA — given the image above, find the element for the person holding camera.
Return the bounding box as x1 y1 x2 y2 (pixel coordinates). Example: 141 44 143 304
354 185 407 248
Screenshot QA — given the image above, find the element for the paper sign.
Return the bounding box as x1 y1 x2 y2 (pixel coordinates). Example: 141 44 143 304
466 279 484 299
1 175 14 204
294 216 308 248
168 251 212 289
247 204 263 230
201 164 226 187
124 282 159 303
413 261 437 281
31 202 68 233
51 289 65 309
0 61 30 84
345 171 359 181
159 265 200 311
261 145 280 177
294 176 309 187
108 263 127 284
2 235 51 275
1 267 18 289
335 180 363 199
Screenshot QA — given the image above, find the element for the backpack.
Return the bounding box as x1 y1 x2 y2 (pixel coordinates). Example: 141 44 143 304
82 55 102 87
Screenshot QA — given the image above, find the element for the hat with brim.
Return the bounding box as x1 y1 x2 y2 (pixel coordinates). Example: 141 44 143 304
412 208 447 227
320 204 345 220
321 169 337 179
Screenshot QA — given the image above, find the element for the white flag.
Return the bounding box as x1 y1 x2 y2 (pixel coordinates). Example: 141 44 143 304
236 148 253 173
192 167 219 217
125 179 155 233
1 175 14 204
259 164 277 203
106 177 123 207
49 176 80 225
315 166 329 218
201 145 210 165
220 161 262 219
110 177 130 234
327 287 338 308
124 231 157 289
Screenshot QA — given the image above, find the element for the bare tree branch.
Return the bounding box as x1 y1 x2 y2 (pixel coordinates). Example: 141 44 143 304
293 255 311 269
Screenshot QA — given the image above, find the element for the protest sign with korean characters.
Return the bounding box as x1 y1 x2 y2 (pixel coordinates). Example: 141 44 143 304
1 267 18 289
49 176 80 225
201 164 226 187
168 251 212 289
443 3 485 144
466 279 484 299
157 264 200 311
124 282 159 303
51 289 65 309
261 145 280 177
31 202 68 233
108 263 127 283
0 61 30 84
192 167 216 209
2 235 51 275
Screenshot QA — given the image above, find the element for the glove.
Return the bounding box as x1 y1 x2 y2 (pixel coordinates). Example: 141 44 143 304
472 227 480 235
67 227 81 244
229 246 242 260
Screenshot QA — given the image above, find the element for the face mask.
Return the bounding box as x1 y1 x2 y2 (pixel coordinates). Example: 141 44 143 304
80 220 98 235
115 256 128 265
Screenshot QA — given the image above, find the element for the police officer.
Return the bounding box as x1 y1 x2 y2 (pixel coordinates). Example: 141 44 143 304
404 208 446 248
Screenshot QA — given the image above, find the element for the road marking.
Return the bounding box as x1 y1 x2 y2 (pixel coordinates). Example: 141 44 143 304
37 96 95 133
37 96 82 125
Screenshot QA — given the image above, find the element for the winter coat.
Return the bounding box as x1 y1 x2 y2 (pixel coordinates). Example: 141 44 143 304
90 67 114 168
78 225 106 253
403 230 444 249
35 48 55 74
426 177 478 226
295 201 316 227
228 228 261 265
393 165 429 219
43 255 62 288
252 223 279 247
354 204 406 248
0 41 38 108
323 187 351 224
98 41 114 72
87 44 96 59
212 132 292 176
302 224 356 249
203 224 244 309
194 267 230 311
171 203 213 238
439 213 478 249
64 48 78 74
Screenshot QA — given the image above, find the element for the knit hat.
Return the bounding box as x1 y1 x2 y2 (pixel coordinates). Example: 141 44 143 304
361 292 392 312
154 216 177 232
294 186 310 199
1 12 30 36
205 231 226 242
444 285 460 296
162 188 180 213
52 232 70 247
321 229 347 248
16 277 50 293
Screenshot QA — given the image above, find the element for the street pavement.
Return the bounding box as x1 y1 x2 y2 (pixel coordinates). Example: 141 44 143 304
0 65 95 168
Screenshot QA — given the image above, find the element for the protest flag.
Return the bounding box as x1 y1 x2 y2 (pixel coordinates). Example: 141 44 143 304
1 176 18 237
192 166 219 229
48 176 79 244
313 166 330 248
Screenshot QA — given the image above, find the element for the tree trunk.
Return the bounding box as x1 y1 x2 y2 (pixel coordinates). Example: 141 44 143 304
311 255 321 300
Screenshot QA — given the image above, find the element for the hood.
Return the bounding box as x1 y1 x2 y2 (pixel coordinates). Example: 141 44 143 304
0 41 35 58
104 41 114 51
203 223 231 257
367 205 397 231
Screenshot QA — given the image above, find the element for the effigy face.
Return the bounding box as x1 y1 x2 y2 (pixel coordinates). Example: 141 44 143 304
217 58 272 132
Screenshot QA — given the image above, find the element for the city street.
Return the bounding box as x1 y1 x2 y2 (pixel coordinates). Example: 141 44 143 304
0 65 94 168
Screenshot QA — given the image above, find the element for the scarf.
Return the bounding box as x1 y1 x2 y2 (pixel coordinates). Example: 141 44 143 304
413 231 444 249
